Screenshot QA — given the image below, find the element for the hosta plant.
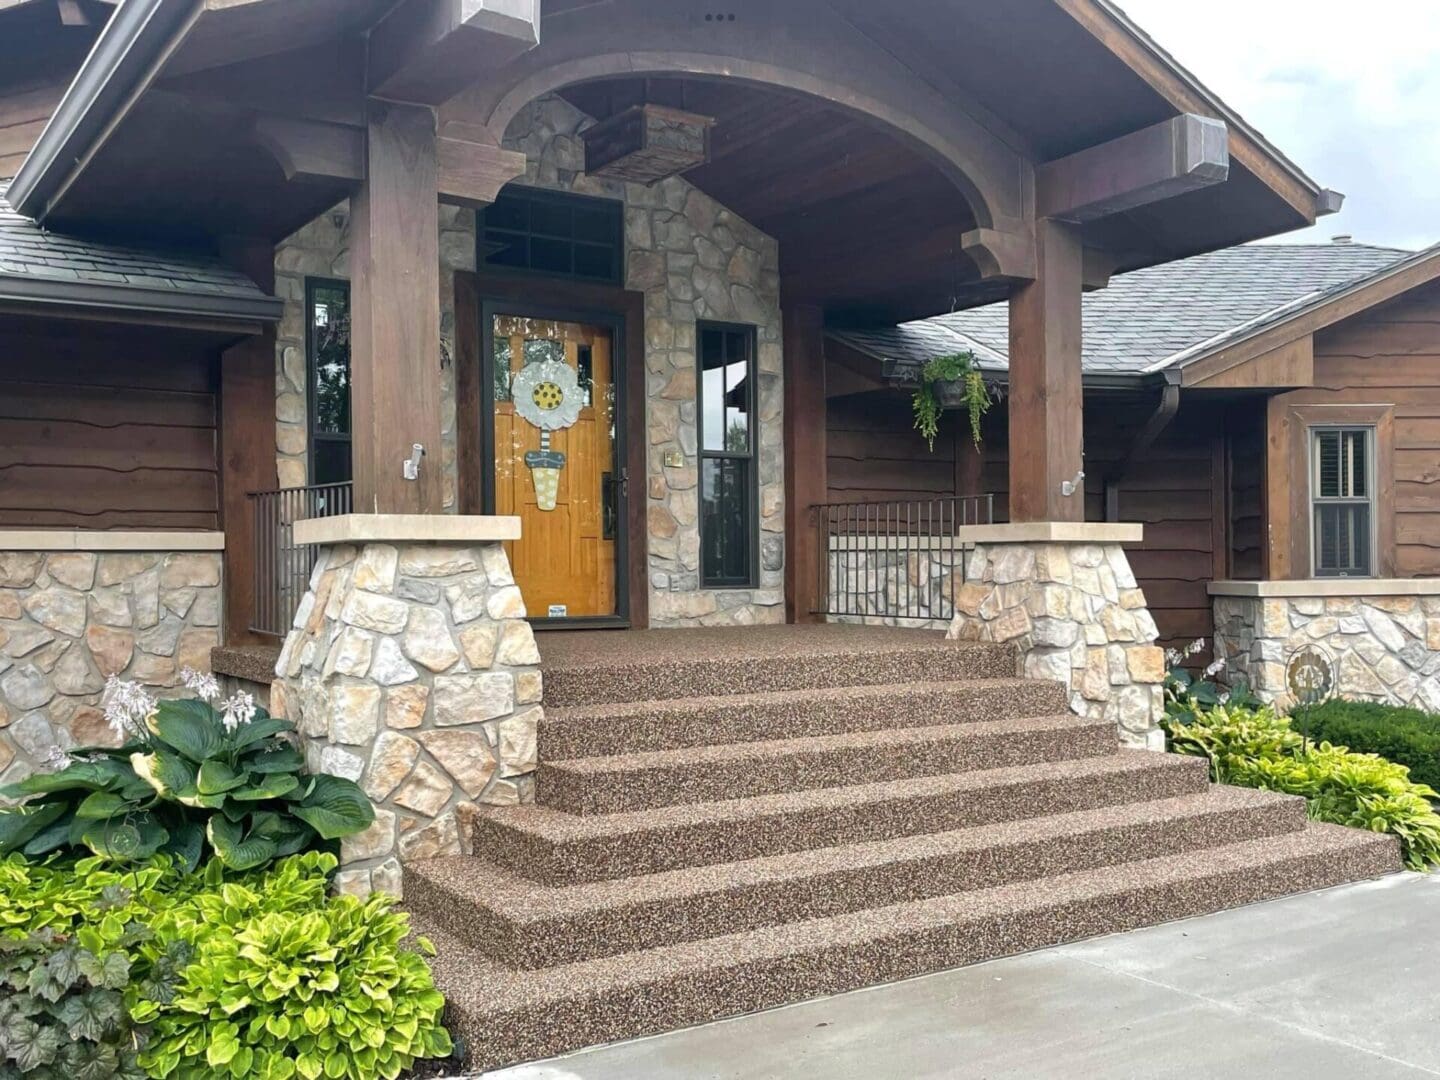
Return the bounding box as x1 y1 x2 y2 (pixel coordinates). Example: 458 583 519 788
0 672 372 872
137 852 453 1080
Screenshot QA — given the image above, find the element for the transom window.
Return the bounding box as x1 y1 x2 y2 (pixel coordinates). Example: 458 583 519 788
1311 426 1373 577
306 279 352 487
699 322 758 588
480 187 624 284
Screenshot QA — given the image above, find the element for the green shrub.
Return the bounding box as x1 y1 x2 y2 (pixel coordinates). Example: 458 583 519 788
0 853 455 1080
1164 702 1302 783
1163 705 1440 871
0 855 197 1080
136 852 452 1080
0 673 372 872
1300 699 1440 792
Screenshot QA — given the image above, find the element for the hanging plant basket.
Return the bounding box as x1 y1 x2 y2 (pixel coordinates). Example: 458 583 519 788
912 351 992 452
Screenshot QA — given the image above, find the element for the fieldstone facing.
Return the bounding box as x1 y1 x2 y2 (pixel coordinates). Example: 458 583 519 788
1215 593 1440 711
947 541 1164 750
0 550 223 792
276 539 541 897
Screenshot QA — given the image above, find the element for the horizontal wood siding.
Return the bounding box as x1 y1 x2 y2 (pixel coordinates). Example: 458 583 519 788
1306 285 1440 576
1227 397 1265 579
0 322 220 529
0 80 65 180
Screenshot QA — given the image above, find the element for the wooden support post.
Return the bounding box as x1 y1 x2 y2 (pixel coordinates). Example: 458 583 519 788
217 238 279 647
784 302 827 623
1007 219 1085 522
350 101 445 515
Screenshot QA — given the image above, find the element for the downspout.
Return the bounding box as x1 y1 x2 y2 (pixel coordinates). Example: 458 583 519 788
1105 370 1181 522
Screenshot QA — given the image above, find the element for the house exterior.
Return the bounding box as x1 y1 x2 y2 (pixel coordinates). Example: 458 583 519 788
0 1 1417 1067
834 239 1440 709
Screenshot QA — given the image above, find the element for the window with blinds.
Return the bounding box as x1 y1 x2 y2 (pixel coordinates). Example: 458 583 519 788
1311 427 1373 577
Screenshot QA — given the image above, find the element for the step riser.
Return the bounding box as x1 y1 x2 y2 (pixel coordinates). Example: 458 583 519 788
472 757 1212 885
538 721 1116 815
542 680 1070 758
411 800 1308 967
543 644 1018 707
442 838 1399 1071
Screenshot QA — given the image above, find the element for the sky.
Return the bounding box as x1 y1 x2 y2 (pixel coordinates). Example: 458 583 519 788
1117 0 1440 250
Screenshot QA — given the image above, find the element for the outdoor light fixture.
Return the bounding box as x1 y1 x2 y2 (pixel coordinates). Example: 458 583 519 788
403 443 425 481
1061 469 1086 497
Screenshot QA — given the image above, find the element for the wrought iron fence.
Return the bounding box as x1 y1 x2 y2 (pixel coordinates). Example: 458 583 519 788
814 495 994 624
249 482 353 637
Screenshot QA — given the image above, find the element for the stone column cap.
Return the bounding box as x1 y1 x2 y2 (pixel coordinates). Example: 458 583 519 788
955 522 1144 544
293 514 521 546
1209 578 1440 598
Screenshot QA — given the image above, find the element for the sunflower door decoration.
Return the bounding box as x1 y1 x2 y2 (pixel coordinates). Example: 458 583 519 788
510 358 585 511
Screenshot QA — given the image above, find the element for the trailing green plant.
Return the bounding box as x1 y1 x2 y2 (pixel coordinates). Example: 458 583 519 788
1301 699 1440 792
0 672 372 872
912 351 990 451
136 852 453 1080
1161 637 1261 724
1163 703 1440 871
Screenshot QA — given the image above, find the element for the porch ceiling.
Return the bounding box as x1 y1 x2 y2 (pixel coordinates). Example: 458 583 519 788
7 0 1337 324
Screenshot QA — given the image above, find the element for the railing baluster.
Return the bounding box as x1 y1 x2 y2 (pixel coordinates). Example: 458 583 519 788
245 481 354 638
808 491 992 625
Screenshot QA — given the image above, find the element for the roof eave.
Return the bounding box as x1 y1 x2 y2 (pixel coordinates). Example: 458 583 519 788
0 273 284 330
7 0 202 222
1168 244 1440 379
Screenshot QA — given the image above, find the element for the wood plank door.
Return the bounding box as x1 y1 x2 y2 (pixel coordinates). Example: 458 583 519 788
490 313 620 620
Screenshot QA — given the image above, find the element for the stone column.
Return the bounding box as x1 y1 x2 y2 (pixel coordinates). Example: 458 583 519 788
948 524 1165 750
273 516 538 897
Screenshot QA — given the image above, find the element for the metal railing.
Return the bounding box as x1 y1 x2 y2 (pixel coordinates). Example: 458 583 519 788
813 495 994 624
249 482 353 637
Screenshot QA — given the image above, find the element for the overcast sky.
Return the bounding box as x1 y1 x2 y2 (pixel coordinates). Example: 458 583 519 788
1118 0 1440 250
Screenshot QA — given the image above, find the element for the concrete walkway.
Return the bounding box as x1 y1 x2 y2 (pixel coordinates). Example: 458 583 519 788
482 873 1440 1079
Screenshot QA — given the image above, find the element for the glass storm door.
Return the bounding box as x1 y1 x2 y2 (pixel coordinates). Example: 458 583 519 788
491 314 619 620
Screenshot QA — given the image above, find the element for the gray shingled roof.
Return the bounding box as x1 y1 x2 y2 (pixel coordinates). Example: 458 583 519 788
833 242 1414 380
0 186 281 323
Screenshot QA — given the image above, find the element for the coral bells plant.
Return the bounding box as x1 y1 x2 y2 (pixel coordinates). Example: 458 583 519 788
0 671 373 872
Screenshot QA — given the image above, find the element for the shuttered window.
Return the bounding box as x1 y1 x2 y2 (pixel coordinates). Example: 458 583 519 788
1311 427 1373 577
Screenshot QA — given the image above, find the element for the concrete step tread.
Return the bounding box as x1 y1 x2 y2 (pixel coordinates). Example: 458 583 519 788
544 677 1061 722
543 713 1108 775
420 824 1398 1019
412 787 1306 923
485 752 1209 843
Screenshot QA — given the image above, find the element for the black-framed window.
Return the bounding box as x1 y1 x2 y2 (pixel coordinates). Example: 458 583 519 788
1311 426 1373 577
479 187 623 285
699 323 758 588
306 279 352 486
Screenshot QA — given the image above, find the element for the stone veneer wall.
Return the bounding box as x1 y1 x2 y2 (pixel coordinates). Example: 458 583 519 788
948 542 1166 749
271 93 785 627
0 550 221 788
1214 593 1440 712
274 541 541 897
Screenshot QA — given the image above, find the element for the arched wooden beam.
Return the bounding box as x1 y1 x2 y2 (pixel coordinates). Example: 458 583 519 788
441 0 1030 233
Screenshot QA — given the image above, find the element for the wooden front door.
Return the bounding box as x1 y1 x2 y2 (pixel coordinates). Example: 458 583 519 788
488 311 623 621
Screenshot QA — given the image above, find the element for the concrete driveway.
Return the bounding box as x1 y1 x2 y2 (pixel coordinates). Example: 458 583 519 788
482 873 1440 1079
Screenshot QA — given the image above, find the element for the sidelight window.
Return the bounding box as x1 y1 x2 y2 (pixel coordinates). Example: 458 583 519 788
699 323 758 588
306 279 352 486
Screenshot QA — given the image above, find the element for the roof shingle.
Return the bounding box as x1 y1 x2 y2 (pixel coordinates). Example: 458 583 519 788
834 242 1415 379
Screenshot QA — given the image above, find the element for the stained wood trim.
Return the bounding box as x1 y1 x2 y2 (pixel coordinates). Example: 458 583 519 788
1269 399 1395 580
784 302 826 622
455 269 649 628
1186 334 1313 390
